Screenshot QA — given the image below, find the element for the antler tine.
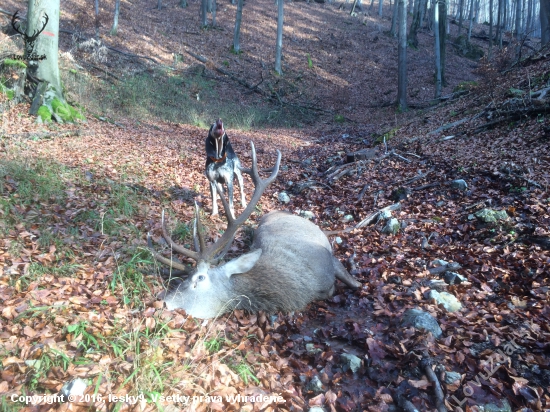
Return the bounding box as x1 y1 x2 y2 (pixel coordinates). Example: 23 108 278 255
193 202 206 253
11 11 26 36
159 209 200 261
28 13 49 41
204 141 282 261
147 233 189 272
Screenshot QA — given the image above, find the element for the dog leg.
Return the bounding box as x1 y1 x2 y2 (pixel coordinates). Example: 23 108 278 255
234 167 247 208
227 177 236 219
210 181 219 216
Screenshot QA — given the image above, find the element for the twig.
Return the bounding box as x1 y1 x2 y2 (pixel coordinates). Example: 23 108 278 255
355 203 401 229
420 358 447 412
411 182 441 191
357 184 369 201
428 116 470 135
510 172 542 188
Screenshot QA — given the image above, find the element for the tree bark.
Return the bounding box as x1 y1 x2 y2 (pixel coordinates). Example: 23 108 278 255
201 0 208 26
233 0 244 52
379 0 384 15
94 0 100 37
275 0 284 75
435 0 442 98
489 0 494 58
542 0 550 45
27 0 62 98
438 0 447 86
110 0 120 35
390 0 399 36
467 0 474 40
398 0 408 110
458 0 464 33
409 0 427 47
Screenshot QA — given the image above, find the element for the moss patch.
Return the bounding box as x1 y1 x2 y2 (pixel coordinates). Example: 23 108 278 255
37 105 52 123
50 97 86 122
2 58 27 69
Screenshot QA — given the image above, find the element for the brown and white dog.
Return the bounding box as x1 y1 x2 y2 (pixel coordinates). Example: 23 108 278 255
205 119 246 217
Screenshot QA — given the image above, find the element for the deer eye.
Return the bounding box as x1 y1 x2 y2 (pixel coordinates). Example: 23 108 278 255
198 275 205 281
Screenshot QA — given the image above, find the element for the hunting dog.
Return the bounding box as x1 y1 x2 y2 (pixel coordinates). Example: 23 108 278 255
205 119 246 218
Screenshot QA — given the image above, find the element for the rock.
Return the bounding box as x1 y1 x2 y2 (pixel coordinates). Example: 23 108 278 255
309 407 327 412
444 371 462 385
451 179 468 190
298 210 315 220
334 236 343 245
278 192 291 204
382 218 400 235
306 375 324 393
479 399 512 412
340 353 362 373
306 343 322 355
436 200 446 207
380 209 393 219
453 35 484 60
341 214 354 223
443 271 466 285
59 378 88 402
431 259 449 267
402 309 443 338
474 208 509 223
428 290 462 312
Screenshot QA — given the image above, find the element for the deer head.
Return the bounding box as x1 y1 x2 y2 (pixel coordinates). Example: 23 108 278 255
11 10 49 59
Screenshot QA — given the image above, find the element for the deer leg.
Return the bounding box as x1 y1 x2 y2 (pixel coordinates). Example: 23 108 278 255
234 167 247 208
333 257 362 288
210 181 219 216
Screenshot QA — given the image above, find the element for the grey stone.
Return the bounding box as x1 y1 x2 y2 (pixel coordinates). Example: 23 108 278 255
402 309 443 338
340 353 362 373
382 218 400 235
451 179 468 191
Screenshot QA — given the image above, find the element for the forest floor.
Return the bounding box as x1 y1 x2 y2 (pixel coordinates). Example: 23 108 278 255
1 0 550 411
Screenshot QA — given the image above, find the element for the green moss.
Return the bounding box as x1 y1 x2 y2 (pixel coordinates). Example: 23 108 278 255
51 97 85 122
0 83 14 100
3 58 27 69
37 105 52 123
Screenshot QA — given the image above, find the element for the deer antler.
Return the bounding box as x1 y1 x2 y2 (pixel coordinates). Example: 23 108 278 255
148 142 281 270
11 11 26 36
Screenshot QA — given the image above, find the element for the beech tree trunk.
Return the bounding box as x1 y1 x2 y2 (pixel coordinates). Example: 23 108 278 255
95 0 100 37
409 0 427 47
390 0 399 36
201 0 208 26
542 0 550 45
275 0 284 75
398 0 408 110
438 0 447 86
467 0 474 40
434 0 442 98
233 0 244 52
110 0 120 35
27 0 62 99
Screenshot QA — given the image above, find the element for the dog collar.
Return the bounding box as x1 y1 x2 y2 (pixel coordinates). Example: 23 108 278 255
209 153 227 163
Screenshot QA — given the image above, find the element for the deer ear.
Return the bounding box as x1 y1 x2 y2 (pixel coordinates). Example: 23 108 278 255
221 249 262 278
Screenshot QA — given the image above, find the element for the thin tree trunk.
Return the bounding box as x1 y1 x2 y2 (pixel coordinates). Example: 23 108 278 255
211 0 216 26
94 0 100 38
390 0 399 36
458 0 464 34
514 0 522 36
157 0 162 10
398 0 408 110
467 0 474 40
489 0 493 58
379 0 384 15
409 0 427 47
542 0 550 45
201 0 208 26
438 0 447 86
110 0 120 35
434 0 442 98
275 0 284 75
233 0 244 52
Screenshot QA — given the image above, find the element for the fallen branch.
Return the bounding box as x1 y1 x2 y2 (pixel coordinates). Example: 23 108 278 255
427 262 461 276
420 357 448 412
428 117 470 135
355 203 401 229
510 171 543 188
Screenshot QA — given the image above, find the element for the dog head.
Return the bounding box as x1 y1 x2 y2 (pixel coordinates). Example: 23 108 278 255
209 118 226 160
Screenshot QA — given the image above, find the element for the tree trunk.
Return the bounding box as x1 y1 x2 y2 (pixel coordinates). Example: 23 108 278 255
409 0 427 47
438 0 447 86
434 0 442 98
467 0 474 40
542 0 550 45
514 0 522 36
27 0 62 99
110 0 120 35
390 0 399 36
180 0 188 7
489 0 494 58
379 0 384 15
94 0 100 38
458 0 464 33
233 0 244 52
275 0 284 75
398 0 408 110
201 0 208 26
211 0 217 26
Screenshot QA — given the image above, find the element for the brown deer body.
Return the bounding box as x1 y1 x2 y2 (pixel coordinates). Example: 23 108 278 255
148 143 361 319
